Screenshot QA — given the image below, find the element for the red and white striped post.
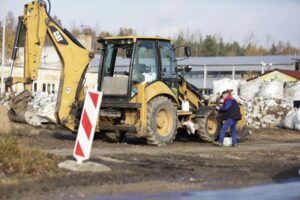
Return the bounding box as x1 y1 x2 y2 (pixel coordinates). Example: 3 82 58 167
73 90 103 163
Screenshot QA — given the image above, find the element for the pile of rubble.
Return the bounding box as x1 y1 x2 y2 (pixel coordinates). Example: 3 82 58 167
242 98 290 129
239 79 291 129
27 92 57 123
214 79 300 129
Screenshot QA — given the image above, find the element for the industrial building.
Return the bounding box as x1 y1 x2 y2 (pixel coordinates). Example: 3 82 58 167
177 55 299 89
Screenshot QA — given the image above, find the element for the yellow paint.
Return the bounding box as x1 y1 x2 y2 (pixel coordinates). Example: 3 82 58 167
259 71 297 82
104 36 172 43
237 105 247 132
178 80 202 109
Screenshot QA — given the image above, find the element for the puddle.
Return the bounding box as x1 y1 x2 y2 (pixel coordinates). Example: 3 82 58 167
92 179 300 200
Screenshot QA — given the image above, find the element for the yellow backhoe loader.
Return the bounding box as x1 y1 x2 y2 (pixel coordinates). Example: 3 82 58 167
5 0 250 145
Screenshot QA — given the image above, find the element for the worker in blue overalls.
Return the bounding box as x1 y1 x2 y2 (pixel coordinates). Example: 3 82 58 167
214 90 242 147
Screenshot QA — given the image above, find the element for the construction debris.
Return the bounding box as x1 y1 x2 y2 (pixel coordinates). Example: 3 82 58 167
243 97 290 129
241 80 291 128
27 92 57 124
214 79 298 129
0 92 58 126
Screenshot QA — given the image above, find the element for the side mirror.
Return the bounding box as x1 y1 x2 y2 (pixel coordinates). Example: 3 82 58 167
184 65 192 73
184 46 191 58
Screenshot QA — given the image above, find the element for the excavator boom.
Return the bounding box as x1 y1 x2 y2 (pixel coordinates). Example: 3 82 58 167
6 0 93 131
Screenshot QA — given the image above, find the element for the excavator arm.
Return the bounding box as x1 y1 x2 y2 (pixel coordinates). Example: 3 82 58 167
6 0 93 131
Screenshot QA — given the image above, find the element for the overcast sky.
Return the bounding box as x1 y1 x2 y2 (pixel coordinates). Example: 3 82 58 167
3 0 300 47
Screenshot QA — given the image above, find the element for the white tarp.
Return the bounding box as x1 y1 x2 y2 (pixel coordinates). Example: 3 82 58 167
258 81 284 100
213 78 240 99
293 109 300 131
280 109 296 130
284 82 300 107
280 108 300 131
239 79 261 100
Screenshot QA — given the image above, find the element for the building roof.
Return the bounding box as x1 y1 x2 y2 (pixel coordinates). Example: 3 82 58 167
177 55 296 66
275 69 300 79
248 68 300 81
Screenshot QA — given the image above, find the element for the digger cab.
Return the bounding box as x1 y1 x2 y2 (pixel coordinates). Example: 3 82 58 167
97 36 181 100
95 36 221 145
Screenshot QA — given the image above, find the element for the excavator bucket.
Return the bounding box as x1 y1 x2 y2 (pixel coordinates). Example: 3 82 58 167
7 91 49 126
7 91 33 123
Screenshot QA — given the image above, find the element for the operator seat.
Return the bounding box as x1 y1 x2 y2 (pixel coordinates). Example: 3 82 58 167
132 64 147 83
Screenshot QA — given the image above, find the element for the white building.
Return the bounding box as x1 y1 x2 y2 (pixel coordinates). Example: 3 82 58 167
2 46 98 93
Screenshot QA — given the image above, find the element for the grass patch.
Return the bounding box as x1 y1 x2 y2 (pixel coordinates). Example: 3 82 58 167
0 135 60 176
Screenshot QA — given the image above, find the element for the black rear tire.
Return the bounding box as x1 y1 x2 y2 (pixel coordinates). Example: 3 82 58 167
237 125 251 141
146 96 177 146
197 109 221 142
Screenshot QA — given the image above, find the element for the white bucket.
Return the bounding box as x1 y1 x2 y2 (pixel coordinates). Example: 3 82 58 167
223 137 233 147
182 100 190 112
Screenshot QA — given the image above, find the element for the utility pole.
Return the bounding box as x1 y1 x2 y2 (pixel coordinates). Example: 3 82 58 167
1 0 6 94
203 65 207 89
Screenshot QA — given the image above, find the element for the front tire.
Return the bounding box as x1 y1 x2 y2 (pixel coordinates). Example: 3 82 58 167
197 109 220 142
146 96 177 146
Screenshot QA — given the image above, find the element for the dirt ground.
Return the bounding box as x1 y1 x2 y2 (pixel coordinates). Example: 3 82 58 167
0 125 300 200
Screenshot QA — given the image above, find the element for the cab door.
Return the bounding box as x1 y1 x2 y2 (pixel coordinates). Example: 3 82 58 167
159 41 179 95
130 40 159 97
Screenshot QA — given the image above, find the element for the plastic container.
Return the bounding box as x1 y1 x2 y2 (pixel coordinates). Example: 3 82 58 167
223 137 233 147
182 100 190 112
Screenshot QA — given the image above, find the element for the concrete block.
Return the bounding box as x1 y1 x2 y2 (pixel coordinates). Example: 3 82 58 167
58 160 111 173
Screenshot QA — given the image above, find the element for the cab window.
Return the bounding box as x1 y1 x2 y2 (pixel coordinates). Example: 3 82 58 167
159 41 177 78
132 40 158 84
